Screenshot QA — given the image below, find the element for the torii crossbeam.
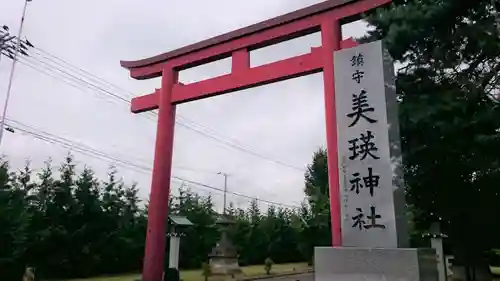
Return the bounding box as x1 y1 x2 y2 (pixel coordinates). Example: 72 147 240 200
120 0 391 280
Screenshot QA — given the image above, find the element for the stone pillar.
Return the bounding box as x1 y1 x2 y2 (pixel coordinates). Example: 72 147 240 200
314 40 439 281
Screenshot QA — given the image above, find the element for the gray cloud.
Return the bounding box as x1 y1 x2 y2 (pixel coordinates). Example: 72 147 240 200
1 0 369 212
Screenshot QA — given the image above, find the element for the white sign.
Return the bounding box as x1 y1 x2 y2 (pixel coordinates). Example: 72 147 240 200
334 40 398 248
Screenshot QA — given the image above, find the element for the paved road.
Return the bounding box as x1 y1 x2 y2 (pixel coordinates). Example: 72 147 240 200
252 273 314 281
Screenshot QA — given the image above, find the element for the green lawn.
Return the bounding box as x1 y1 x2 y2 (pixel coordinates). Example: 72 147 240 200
69 262 311 281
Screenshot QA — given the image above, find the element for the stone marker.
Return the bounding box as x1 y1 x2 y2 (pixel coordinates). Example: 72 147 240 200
314 40 438 281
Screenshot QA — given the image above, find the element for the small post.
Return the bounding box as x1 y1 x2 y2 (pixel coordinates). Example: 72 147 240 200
231 49 250 73
430 223 447 281
169 231 181 269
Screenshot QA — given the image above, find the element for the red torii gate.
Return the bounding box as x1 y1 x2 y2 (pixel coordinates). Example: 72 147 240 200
120 0 391 280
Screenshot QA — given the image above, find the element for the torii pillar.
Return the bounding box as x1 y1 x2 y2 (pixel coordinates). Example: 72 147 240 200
120 0 391 280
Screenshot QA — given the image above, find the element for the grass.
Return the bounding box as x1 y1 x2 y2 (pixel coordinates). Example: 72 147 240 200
69 262 311 281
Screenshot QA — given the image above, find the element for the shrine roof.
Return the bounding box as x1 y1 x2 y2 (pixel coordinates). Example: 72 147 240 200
169 215 193 226
120 0 356 70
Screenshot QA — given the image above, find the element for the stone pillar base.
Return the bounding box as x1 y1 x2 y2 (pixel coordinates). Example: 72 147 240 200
209 256 242 276
314 247 439 281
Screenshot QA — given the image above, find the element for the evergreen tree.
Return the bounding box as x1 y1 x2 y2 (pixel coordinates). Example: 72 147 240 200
0 152 338 279
366 0 500 278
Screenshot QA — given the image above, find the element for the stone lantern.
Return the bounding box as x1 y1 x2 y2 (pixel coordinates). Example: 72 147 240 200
208 214 242 275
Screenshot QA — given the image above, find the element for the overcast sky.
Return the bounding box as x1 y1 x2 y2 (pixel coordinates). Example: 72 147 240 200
0 0 371 212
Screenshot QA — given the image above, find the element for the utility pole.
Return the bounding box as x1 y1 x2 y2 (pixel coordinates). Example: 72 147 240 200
0 0 32 147
0 25 32 136
218 172 229 214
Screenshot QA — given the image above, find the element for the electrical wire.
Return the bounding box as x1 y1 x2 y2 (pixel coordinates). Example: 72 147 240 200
6 56 304 205
1 37 306 208
172 176 300 209
19 46 305 172
5 118 301 209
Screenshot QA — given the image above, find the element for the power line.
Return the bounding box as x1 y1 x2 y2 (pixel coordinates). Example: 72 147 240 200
5 118 218 177
171 176 300 209
2 35 306 206
174 120 304 171
0 26 17 54
20 45 305 172
4 118 300 209
6 120 152 174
